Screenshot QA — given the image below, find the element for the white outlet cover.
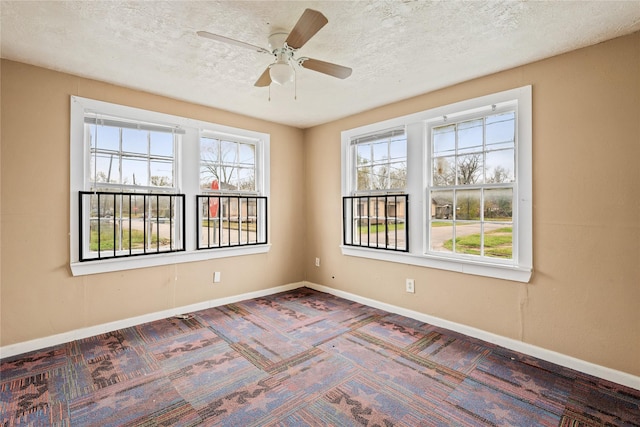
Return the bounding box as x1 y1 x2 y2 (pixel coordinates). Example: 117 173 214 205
406 279 415 293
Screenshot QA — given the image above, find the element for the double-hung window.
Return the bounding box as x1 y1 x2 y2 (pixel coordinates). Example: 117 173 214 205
79 114 185 261
342 86 532 282
343 128 408 251
428 109 516 261
197 132 267 249
70 96 270 276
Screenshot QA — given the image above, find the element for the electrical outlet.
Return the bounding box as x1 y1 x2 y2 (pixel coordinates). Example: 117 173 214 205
315 257 320 267
406 278 415 293
213 272 221 283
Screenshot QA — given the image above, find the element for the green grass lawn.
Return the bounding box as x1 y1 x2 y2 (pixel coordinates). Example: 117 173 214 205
90 228 166 251
443 227 512 258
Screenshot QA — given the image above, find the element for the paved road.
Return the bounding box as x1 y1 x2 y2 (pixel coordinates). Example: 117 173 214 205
358 222 509 251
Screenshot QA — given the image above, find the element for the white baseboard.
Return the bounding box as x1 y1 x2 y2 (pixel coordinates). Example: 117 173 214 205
304 281 640 391
0 282 302 360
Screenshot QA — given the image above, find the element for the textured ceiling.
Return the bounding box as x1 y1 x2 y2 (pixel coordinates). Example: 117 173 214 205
2 1 640 128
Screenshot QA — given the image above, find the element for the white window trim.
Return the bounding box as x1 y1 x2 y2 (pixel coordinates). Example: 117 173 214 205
70 96 270 276
341 86 532 283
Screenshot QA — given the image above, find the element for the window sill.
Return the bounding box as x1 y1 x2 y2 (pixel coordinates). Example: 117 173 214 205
70 244 271 276
340 245 532 283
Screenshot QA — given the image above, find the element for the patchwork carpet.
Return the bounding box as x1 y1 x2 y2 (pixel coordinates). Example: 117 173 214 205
1 288 639 426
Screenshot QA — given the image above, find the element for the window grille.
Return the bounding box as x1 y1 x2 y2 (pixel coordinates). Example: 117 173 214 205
428 110 515 260
197 195 267 249
343 194 408 252
79 191 185 261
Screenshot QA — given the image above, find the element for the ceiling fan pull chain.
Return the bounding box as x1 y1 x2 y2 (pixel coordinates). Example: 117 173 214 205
268 84 271 102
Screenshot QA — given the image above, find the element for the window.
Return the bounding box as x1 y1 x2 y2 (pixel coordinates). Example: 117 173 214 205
79 115 185 261
343 128 408 251
341 86 532 282
428 110 516 261
70 97 270 276
197 133 267 249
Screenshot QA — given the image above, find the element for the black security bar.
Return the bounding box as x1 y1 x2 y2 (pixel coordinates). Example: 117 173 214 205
343 194 408 252
197 195 267 249
79 191 185 261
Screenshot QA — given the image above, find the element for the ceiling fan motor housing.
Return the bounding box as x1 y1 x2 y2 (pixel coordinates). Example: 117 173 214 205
268 32 289 53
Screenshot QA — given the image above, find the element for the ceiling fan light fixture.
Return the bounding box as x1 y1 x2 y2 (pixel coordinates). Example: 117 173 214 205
269 62 293 86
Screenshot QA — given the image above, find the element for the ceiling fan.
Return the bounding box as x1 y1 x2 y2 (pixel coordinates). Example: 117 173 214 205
197 9 352 88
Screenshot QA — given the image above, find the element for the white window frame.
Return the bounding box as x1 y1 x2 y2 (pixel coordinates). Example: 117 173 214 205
197 130 268 248
70 96 270 276
341 86 532 282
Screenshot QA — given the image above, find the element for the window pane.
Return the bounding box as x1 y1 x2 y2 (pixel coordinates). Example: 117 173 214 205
357 144 371 163
238 143 255 166
433 156 455 186
457 154 483 185
122 157 147 186
484 222 513 259
150 132 173 157
92 153 119 184
150 160 173 187
485 149 515 183
484 188 513 221
200 166 217 190
433 124 455 156
454 221 481 255
458 119 483 154
456 189 481 220
221 140 237 164
221 166 236 190
430 190 454 253
372 141 388 162
431 190 454 220
389 138 406 160
95 125 120 151
372 165 388 189
237 167 255 191
122 128 147 154
388 161 406 189
431 221 453 253
486 112 515 148
201 137 220 162
357 166 372 191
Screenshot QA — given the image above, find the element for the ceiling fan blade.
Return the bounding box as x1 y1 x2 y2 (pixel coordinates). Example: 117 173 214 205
197 31 271 55
285 9 328 49
254 67 272 87
300 58 352 79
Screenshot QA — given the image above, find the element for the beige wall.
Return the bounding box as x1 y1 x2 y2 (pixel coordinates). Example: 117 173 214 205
2 31 639 378
0 60 306 345
304 32 640 376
